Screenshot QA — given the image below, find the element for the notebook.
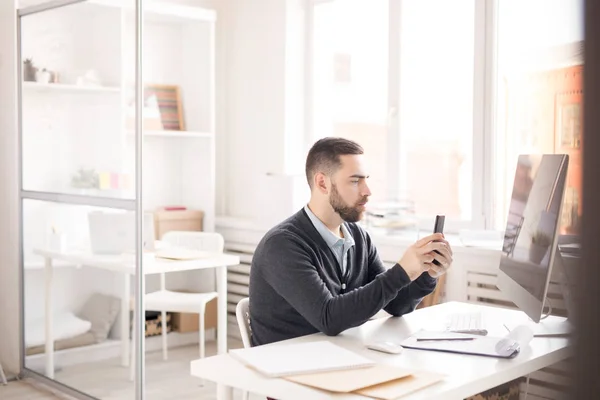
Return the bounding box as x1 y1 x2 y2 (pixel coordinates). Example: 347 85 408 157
229 341 375 378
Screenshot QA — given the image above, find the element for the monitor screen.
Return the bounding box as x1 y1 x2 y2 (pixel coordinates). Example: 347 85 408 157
499 154 569 303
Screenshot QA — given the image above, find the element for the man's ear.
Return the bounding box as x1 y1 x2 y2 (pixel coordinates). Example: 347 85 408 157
314 172 329 194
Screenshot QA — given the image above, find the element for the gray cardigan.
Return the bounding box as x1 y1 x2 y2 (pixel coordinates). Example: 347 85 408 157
248 209 437 346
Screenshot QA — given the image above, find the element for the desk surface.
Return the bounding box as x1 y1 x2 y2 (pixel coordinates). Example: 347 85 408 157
33 248 240 274
190 302 572 400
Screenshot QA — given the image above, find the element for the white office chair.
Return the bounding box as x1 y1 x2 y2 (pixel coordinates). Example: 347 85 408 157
236 297 251 348
236 297 251 400
145 231 222 361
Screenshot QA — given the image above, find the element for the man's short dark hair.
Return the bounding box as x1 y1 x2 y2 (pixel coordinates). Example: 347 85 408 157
305 137 364 188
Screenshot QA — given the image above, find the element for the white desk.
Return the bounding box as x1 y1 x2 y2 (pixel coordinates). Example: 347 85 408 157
190 302 572 400
33 248 240 379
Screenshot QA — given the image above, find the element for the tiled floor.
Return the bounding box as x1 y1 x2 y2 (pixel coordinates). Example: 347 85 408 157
0 379 66 399
1 338 266 400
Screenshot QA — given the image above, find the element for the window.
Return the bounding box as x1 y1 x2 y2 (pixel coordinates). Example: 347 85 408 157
309 0 480 232
311 0 390 204
397 0 476 224
493 0 584 232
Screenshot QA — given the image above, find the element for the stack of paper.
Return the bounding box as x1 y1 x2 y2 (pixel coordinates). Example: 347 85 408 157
285 364 444 400
154 247 211 260
229 341 375 377
230 341 444 399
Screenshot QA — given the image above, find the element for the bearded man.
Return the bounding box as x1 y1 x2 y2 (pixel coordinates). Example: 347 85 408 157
248 137 453 346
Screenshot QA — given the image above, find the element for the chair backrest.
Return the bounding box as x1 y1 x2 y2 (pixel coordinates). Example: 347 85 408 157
161 231 224 253
236 297 252 348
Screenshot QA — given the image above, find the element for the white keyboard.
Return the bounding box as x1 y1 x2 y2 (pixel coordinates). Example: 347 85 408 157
446 312 488 335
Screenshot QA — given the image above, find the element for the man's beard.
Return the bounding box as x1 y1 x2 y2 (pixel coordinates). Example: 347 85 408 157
329 183 367 223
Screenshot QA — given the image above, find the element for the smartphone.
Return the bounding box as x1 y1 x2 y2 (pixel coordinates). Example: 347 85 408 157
432 215 445 265
433 215 445 234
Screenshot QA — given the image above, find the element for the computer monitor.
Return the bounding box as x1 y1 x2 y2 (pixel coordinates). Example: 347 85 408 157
496 154 571 329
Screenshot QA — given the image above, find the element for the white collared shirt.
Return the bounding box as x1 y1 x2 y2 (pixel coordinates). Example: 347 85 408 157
304 205 355 276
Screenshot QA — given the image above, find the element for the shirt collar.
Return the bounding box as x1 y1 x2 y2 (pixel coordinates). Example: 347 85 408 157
304 205 355 250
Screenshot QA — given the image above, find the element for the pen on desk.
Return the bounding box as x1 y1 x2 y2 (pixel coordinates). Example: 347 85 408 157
416 337 475 342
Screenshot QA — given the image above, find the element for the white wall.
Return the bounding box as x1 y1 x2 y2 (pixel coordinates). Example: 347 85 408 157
0 0 20 376
220 0 308 220
283 0 306 176
222 0 286 218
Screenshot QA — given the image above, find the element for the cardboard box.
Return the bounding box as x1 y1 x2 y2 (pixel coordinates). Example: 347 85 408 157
171 296 217 333
466 379 520 400
153 209 204 239
145 312 172 337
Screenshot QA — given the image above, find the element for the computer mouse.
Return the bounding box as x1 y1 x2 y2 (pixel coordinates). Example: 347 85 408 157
507 324 534 344
366 341 404 354
495 338 520 357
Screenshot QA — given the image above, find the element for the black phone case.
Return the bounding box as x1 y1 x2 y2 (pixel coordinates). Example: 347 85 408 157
432 215 445 265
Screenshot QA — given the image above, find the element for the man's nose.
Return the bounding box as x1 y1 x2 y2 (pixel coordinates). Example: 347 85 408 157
361 183 372 197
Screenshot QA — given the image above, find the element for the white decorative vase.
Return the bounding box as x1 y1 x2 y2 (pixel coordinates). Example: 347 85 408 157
529 243 548 264
35 69 51 84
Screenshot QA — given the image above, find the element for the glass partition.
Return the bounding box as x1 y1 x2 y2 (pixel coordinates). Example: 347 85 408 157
20 1 134 200
19 0 141 398
22 199 137 397
19 0 219 399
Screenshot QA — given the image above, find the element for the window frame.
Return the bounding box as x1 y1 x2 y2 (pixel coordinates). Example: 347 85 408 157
305 0 497 234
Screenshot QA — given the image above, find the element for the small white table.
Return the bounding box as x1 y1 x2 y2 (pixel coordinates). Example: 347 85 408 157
190 302 573 400
33 248 240 379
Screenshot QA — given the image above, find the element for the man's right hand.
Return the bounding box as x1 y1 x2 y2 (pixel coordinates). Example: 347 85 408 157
398 233 448 281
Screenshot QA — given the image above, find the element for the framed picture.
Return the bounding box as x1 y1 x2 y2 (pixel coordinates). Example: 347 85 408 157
555 87 583 235
555 91 582 150
143 84 185 131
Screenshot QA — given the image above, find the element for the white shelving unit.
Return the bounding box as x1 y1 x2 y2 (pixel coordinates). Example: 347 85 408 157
22 81 121 93
128 130 214 139
21 0 217 242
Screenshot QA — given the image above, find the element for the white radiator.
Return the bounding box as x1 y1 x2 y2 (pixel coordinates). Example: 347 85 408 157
223 242 255 341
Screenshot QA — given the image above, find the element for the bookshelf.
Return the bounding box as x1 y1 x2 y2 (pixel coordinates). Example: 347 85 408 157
22 81 122 93
20 0 216 236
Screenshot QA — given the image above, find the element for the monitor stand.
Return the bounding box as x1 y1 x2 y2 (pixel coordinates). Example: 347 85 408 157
503 304 574 337
506 248 577 337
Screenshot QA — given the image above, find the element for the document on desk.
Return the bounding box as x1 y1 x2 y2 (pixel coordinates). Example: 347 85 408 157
284 365 444 399
229 341 375 378
355 371 445 400
284 364 413 392
154 248 211 260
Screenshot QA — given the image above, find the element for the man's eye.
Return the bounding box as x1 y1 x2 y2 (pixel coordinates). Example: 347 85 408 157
350 180 359 184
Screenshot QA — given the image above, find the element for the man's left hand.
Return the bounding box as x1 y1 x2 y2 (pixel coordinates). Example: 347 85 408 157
427 238 453 278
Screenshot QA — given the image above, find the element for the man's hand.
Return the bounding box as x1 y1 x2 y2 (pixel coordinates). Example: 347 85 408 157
427 236 453 278
398 233 452 280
